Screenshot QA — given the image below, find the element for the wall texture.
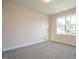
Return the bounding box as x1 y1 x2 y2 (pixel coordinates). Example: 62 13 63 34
2 1 48 51
49 8 76 46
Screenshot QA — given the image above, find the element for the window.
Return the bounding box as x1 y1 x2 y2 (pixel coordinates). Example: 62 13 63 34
57 14 76 35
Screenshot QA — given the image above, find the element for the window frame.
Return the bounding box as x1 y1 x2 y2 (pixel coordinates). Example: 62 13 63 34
56 14 76 36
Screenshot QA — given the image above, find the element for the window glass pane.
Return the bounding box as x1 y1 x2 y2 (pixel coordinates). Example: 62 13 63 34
57 17 65 25
57 17 65 34
71 15 76 24
66 16 71 25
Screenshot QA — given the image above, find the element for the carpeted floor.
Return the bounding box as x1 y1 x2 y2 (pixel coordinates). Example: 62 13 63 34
3 41 76 59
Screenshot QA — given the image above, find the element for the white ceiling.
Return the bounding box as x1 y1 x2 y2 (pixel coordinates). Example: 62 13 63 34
6 0 76 15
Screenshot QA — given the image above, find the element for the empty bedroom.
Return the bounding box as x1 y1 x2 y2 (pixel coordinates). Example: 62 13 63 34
2 0 76 59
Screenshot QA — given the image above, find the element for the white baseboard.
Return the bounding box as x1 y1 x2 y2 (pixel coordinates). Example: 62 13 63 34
2 40 47 52
50 40 76 47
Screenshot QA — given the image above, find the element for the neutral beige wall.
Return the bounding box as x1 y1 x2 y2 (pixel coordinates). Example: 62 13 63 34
49 8 76 46
2 1 48 50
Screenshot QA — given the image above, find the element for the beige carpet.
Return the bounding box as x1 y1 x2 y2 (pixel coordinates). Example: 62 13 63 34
3 41 76 59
